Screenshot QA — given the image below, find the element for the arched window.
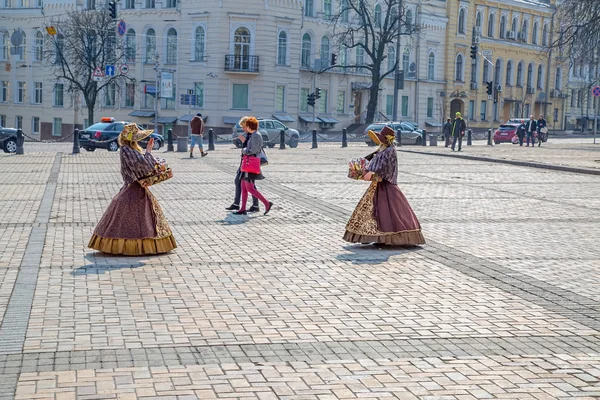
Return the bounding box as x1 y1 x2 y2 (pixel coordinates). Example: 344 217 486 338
387 46 395 72
233 27 250 69
458 8 466 34
339 45 347 66
405 9 413 32
555 67 562 90
511 17 517 36
428 52 435 80
402 48 410 73
1 31 9 60
483 61 489 83
517 61 524 86
125 29 136 62
495 59 502 84
487 13 495 37
320 36 330 60
277 31 287 65
374 4 382 27
455 54 464 81
532 21 539 44
476 11 483 29
500 15 507 39
542 24 548 46
301 33 311 67
17 31 26 61
145 28 156 63
341 0 349 23
537 65 543 88
34 31 43 61
527 63 533 88
166 28 177 64
521 20 528 43
506 60 513 86
195 26 205 61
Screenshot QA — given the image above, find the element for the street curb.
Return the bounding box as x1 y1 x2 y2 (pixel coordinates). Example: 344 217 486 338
398 149 600 176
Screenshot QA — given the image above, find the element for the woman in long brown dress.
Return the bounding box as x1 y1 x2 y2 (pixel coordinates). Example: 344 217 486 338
344 125 425 246
88 124 177 255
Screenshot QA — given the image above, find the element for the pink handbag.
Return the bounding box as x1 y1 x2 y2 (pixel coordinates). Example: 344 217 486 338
241 154 261 174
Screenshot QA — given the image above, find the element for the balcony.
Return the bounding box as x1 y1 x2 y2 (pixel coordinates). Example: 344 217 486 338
224 55 259 73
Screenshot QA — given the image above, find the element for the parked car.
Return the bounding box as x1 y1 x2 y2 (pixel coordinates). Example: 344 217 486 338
233 118 300 148
0 125 18 153
493 123 521 144
79 118 163 152
363 122 422 146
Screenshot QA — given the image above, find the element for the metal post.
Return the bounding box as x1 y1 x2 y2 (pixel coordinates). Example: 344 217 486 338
594 97 598 144
154 55 160 137
167 129 174 151
16 129 24 155
421 129 427 146
72 128 80 154
279 129 286 150
396 129 402 147
487 129 493 146
467 129 472 146
392 0 403 123
208 128 215 151
341 128 347 148
311 129 318 149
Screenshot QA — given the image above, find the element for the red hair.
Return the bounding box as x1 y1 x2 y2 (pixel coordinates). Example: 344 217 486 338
246 117 258 131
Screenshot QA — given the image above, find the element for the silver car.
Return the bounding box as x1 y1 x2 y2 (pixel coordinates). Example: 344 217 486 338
233 118 300 148
363 122 423 146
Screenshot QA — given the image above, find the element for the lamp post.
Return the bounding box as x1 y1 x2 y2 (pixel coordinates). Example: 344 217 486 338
153 55 160 135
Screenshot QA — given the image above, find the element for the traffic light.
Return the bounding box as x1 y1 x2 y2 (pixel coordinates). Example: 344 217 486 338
470 45 478 60
486 81 493 96
315 87 321 99
108 1 116 19
330 53 337 66
307 93 315 107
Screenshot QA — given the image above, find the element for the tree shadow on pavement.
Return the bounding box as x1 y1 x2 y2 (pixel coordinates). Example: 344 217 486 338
336 244 423 265
71 253 148 275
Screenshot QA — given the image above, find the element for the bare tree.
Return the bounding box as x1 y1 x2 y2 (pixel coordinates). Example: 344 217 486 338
552 0 600 61
45 8 134 124
330 0 417 124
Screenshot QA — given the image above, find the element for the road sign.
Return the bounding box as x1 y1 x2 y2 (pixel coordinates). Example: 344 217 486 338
105 65 115 76
120 64 129 75
117 20 127 37
93 66 103 77
10 30 23 47
482 49 492 57
45 26 57 36
93 76 103 82
593 86 600 98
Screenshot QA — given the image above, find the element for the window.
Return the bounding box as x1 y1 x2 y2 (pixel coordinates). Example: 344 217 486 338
337 90 345 113
52 118 62 136
34 82 42 104
455 54 463 81
318 89 328 113
0 115 5 127
517 61 523 87
301 33 311 67
195 26 205 61
482 62 489 83
1 81 8 102
532 22 539 44
17 81 26 103
476 12 482 29
160 84 176 109
537 65 543 89
387 47 395 71
469 100 475 120
405 10 413 32
145 0 155 8
165 0 176 7
324 0 332 20
487 14 495 38
304 0 313 17
341 0 349 22
386 94 393 116
356 47 365 68
144 91 155 109
374 4 382 27
300 87 309 112
480 100 487 120
193 82 204 107
2 32 9 60
340 45 347 66
275 85 285 112
145 29 156 63
34 31 43 61
18 31 26 61
521 20 528 43
166 28 177 64
54 83 64 106
542 24 548 46
125 0 134 8
555 67 562 90
232 83 249 109
500 16 507 39
125 83 135 107
401 96 408 117
495 59 502 85
506 61 512 86
527 63 533 88
402 48 409 72
511 17 517 36
105 83 116 107
458 8 466 34
320 36 330 61
32 117 40 134
427 53 435 80
427 97 433 118
16 116 22 130
125 29 136 62
277 31 287 65
570 89 575 107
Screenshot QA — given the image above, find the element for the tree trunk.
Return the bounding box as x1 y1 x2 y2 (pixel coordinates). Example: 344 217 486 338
365 81 380 124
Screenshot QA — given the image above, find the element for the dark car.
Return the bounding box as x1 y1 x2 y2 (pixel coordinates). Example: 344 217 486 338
363 122 422 146
0 125 18 153
79 118 163 152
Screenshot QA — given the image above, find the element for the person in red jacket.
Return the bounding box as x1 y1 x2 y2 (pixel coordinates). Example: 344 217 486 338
190 113 207 158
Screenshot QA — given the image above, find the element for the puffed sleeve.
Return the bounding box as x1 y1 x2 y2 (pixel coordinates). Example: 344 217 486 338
120 146 157 180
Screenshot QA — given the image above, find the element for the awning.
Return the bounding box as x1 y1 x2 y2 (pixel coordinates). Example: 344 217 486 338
179 114 194 122
318 116 340 124
223 116 239 125
129 110 155 117
273 113 295 122
503 98 520 103
298 115 320 123
149 117 177 124
352 82 372 91
425 121 443 127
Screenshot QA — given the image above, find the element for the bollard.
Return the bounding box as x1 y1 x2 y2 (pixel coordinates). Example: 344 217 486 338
487 129 493 146
311 129 318 149
341 128 348 148
396 129 402 147
167 129 174 152
208 128 215 151
279 129 286 150
16 129 24 155
421 129 427 146
467 129 472 146
72 128 80 154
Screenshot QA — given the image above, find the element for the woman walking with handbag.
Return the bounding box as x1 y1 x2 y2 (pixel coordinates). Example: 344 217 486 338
226 116 260 212
233 117 273 216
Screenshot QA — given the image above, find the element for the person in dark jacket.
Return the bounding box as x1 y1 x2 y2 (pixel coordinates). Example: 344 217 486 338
189 113 207 158
451 112 467 151
525 115 537 147
443 118 452 147
537 114 547 147
516 119 526 146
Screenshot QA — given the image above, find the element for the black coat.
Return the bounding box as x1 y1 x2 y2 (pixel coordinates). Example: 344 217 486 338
525 119 537 133
537 119 547 130
452 118 467 136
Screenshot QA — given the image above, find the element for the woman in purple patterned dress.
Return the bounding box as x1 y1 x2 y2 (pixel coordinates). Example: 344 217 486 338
344 126 425 246
88 124 177 255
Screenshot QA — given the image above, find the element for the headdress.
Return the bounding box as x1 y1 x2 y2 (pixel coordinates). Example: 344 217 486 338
376 125 396 146
367 130 382 146
119 123 153 143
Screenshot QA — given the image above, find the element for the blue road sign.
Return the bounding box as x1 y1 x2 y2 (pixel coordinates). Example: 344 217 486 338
593 86 600 98
117 20 127 37
105 65 115 76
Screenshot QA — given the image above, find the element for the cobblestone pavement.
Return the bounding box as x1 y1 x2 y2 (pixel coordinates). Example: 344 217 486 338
0 142 599 399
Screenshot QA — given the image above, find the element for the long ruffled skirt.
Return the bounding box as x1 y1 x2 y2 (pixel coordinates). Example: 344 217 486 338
88 182 177 255
343 181 425 246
